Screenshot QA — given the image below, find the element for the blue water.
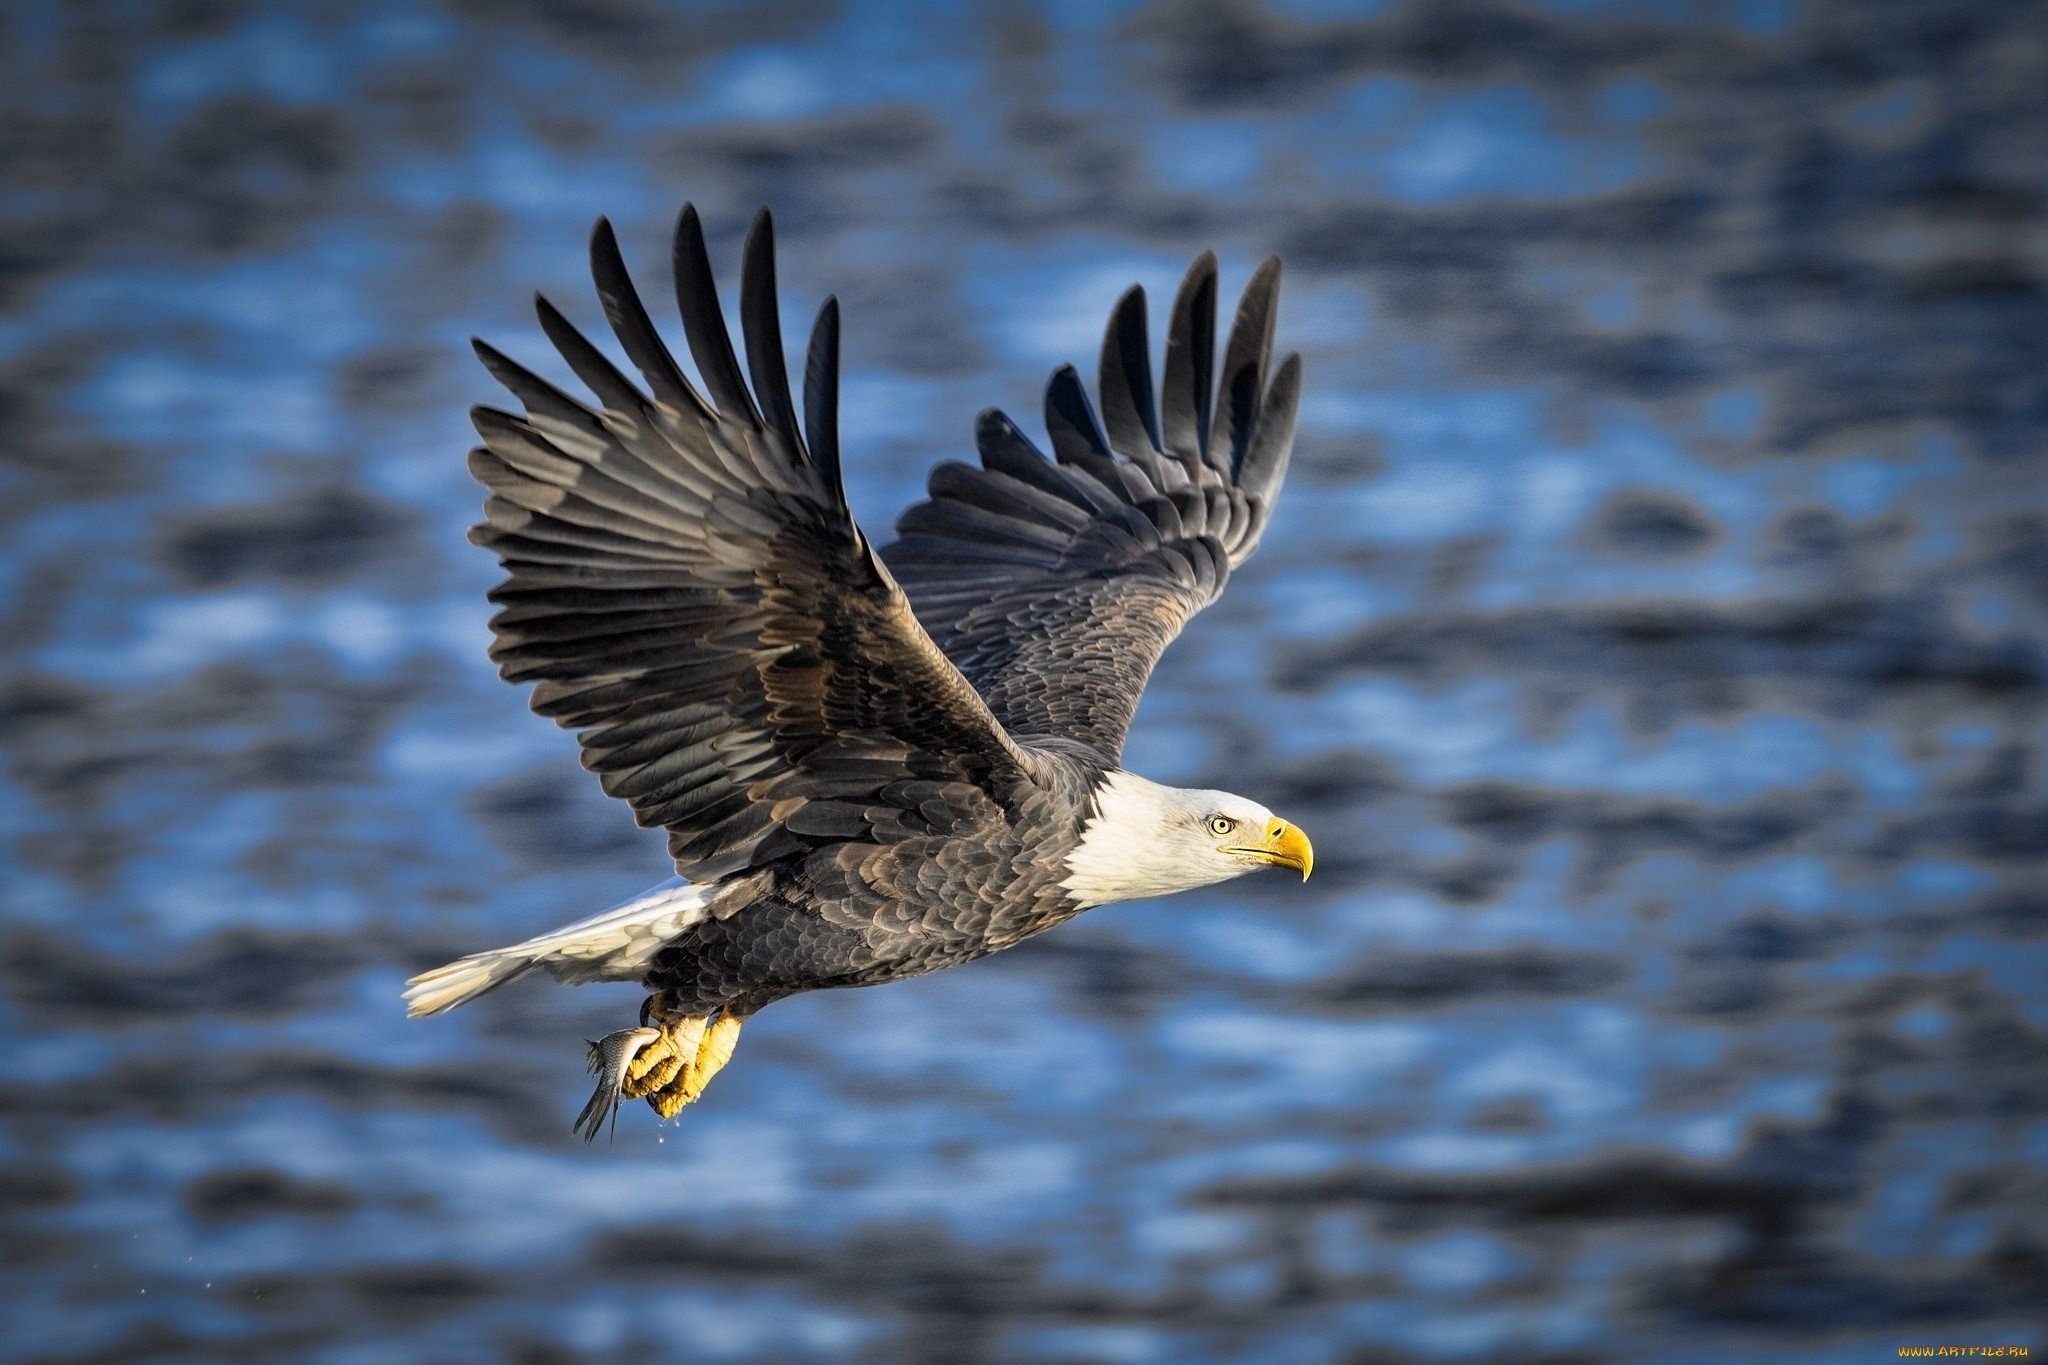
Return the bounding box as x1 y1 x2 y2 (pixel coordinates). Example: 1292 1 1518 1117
2 0 2044 1359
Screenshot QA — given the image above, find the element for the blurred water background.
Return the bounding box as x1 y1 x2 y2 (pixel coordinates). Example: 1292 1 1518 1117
3 0 2045 1360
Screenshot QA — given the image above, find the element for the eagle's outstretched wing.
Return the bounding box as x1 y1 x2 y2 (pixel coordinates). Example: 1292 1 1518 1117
469 206 1032 885
882 255 1301 763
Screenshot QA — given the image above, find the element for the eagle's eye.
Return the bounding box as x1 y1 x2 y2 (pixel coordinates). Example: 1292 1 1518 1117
1209 815 1237 836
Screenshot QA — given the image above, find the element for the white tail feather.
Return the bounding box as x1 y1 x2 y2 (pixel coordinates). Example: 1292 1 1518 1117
405 877 711 1018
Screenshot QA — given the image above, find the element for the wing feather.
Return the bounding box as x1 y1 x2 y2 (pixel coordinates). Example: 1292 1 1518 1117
884 254 1300 761
670 204 761 428
739 208 805 451
590 216 713 420
471 206 1034 884
1097 285 1164 462
1160 251 1218 469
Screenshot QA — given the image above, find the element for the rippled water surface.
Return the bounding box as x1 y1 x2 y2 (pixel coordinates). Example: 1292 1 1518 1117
3 0 2045 1360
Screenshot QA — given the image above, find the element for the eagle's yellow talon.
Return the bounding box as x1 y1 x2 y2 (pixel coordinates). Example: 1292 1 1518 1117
648 1080 691 1119
647 1013 743 1118
621 1013 704 1100
620 1049 676 1097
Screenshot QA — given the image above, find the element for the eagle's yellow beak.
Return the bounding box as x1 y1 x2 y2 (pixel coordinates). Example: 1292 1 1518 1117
1226 818 1313 881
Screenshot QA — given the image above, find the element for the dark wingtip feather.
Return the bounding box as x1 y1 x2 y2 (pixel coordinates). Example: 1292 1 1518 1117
966 405 1121 517
1161 251 1219 466
1044 362 1112 463
532 290 573 342
671 203 758 423
466 403 508 441
1044 363 1131 496
974 406 1017 448
1098 284 1163 460
534 291 646 415
588 212 710 419
1227 258 1283 373
803 294 842 489
1216 256 1284 472
739 205 803 451
470 336 528 390
1239 350 1302 500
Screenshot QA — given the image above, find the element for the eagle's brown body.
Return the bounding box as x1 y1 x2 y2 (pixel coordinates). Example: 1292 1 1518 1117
644 746 1097 1016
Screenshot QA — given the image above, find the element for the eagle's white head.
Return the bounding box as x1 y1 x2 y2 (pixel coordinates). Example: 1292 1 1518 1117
1061 770 1313 907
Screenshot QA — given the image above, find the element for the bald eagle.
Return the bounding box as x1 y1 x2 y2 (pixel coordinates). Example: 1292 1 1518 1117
406 206 1311 1139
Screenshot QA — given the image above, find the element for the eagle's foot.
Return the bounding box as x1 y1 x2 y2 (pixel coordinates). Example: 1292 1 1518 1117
620 1004 705 1101
645 1013 743 1119
567 1001 740 1138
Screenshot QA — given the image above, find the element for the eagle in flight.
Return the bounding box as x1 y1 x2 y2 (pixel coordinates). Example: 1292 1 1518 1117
406 206 1311 1138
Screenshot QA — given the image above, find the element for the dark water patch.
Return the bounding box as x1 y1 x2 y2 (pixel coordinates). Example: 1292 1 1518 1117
0 673 96 747
0 1225 88 1273
0 1049 561 1146
829 259 989 378
469 764 646 872
1978 510 2048 604
1943 739 2037 805
1466 1095 1547 1134
336 345 449 416
1653 1237 2048 1334
0 660 429 817
1932 890 2048 942
1260 749 1408 810
0 338 144 505
1130 0 1753 111
586 1224 823 1281
1880 804 2048 865
1689 909 1852 966
650 107 944 227
1008 934 1201 1020
581 1217 1308 1351
157 485 421 589
343 1262 496 1326
1582 489 1721 559
1202 1149 1823 1237
1300 945 1631 1014
183 1167 357 1222
449 0 832 86
1424 849 1520 904
0 1162 79 1216
19 1319 332 1365
1285 597 2044 700
1667 963 1793 1022
355 62 478 157
1443 779 1843 867
1764 506 1911 575
150 97 355 256
1 926 366 1023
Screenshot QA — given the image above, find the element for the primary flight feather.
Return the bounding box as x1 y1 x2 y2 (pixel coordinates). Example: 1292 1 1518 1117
407 206 1311 1138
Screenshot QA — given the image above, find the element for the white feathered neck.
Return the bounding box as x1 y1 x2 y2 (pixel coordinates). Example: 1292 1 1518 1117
1060 770 1265 907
